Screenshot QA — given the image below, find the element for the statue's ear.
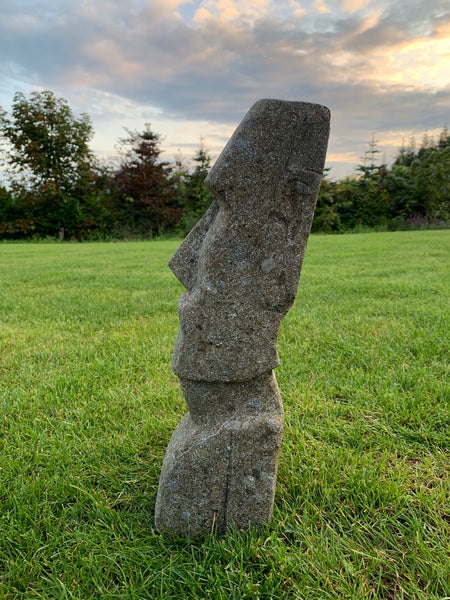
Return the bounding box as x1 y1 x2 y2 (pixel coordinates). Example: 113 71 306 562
169 201 219 290
265 176 318 245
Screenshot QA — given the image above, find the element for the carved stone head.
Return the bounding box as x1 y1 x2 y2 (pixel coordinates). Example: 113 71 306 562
170 99 330 382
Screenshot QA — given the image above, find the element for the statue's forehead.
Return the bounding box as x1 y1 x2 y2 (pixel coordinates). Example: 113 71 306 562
210 99 330 175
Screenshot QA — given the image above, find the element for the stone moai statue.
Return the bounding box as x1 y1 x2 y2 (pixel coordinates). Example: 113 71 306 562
155 99 330 536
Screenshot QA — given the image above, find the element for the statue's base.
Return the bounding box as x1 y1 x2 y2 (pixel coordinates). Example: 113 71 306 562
154 372 284 536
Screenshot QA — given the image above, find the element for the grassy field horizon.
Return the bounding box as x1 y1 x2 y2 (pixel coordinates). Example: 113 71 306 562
0 230 449 599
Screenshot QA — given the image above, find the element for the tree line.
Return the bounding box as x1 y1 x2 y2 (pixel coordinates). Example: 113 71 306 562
313 132 450 233
0 90 448 241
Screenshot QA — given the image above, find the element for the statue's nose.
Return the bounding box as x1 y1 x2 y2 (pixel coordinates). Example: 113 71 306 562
169 200 220 291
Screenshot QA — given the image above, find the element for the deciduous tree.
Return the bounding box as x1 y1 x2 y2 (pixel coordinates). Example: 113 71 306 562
0 90 95 239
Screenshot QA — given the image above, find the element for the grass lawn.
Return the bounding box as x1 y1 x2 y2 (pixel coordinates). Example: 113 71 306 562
0 231 449 599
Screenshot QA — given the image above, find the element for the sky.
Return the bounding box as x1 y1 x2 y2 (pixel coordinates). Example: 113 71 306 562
0 0 449 178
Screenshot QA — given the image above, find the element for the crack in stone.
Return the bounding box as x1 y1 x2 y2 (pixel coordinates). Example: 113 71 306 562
174 415 235 460
223 430 233 533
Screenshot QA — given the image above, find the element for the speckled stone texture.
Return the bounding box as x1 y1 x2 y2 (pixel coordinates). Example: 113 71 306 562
155 99 330 536
155 373 284 535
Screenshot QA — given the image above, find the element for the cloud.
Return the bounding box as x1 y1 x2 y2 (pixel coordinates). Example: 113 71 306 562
193 7 214 21
340 0 371 13
82 40 144 81
289 1 306 19
0 0 448 177
312 0 331 14
5 14 46 33
193 0 271 24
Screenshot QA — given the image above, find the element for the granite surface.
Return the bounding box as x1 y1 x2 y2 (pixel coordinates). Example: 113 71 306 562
155 99 330 536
